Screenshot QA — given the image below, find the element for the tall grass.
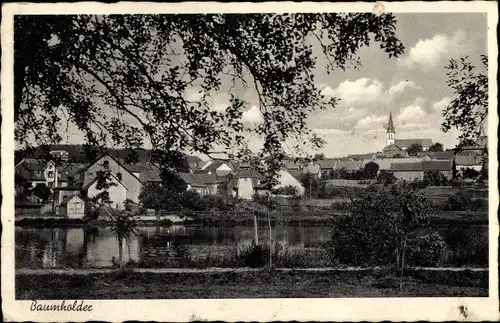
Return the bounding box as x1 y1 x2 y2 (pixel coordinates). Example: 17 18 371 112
128 243 332 269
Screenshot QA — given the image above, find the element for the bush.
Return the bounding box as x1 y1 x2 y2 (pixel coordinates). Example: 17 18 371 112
406 232 446 267
442 227 488 267
442 190 488 211
273 185 298 196
235 243 277 268
326 185 431 267
423 170 449 186
462 167 480 179
376 170 397 185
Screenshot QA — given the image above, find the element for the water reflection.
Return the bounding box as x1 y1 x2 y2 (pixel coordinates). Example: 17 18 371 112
15 224 487 269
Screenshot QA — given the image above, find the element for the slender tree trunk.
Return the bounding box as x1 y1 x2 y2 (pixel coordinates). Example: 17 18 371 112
399 239 407 291
268 195 272 268
118 235 124 270
253 213 259 245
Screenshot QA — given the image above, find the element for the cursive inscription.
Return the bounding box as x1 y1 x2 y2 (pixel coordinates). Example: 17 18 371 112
30 300 93 312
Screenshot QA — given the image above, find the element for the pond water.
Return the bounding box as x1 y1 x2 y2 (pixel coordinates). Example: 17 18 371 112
15 224 488 269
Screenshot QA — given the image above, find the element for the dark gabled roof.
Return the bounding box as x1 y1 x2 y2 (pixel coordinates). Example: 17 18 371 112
125 162 162 182
59 163 88 181
80 153 162 184
390 160 451 172
394 138 433 148
390 162 423 171
362 158 423 170
416 151 455 160
347 153 376 161
455 155 481 166
186 155 202 164
179 173 206 187
15 158 47 181
317 158 337 169
235 166 265 180
179 173 224 187
422 160 452 171
383 144 404 152
334 160 363 171
283 160 303 170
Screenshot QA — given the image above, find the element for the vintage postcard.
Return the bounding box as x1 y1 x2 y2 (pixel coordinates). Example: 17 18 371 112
1 1 499 322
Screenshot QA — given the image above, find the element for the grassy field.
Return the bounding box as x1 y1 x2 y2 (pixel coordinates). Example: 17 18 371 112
16 269 488 299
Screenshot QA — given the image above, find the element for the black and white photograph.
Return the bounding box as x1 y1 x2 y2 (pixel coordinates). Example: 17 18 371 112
1 1 498 322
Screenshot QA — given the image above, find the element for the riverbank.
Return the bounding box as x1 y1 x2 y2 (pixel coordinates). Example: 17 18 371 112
16 267 488 299
14 210 488 227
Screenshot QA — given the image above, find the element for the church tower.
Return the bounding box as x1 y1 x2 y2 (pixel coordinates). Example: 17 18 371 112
386 112 395 146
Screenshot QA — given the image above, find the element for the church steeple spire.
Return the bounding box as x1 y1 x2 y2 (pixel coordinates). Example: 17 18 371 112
387 112 395 134
386 112 395 146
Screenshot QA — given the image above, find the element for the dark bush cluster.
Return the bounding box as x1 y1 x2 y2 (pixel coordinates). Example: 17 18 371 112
442 190 488 211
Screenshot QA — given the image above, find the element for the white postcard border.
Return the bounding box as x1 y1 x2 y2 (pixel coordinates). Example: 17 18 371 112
2 2 499 322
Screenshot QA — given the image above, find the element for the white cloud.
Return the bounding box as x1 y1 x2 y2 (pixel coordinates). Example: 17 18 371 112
396 98 428 126
400 30 468 70
241 105 263 126
432 97 452 112
321 78 384 105
320 78 421 107
355 114 387 131
386 81 421 99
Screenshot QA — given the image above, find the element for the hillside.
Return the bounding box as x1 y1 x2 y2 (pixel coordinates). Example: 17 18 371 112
15 144 201 166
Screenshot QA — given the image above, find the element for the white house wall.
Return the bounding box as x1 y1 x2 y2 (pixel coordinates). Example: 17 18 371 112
237 178 254 200
274 170 305 196
83 155 142 203
66 197 86 219
457 165 482 173
87 178 127 210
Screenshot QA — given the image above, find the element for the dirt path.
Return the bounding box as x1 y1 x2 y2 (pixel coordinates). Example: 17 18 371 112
16 266 488 275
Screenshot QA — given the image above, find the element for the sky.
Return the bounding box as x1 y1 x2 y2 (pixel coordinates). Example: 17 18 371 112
302 13 488 157
50 13 488 159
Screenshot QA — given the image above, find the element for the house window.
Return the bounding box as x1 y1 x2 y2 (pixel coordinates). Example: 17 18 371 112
88 172 94 179
116 172 122 180
103 160 109 168
47 171 54 179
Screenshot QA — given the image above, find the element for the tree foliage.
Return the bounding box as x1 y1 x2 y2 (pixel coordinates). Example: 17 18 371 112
428 142 444 152
406 143 423 156
423 170 448 186
31 183 52 203
328 184 431 268
441 55 488 147
139 182 227 211
363 161 379 179
15 13 404 180
376 170 397 185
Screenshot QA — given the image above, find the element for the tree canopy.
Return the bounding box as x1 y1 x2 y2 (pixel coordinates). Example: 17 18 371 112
15 13 404 179
406 143 422 156
441 55 488 147
428 142 444 152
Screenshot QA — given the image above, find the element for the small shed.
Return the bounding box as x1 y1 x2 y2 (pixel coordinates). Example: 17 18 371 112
59 195 86 219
